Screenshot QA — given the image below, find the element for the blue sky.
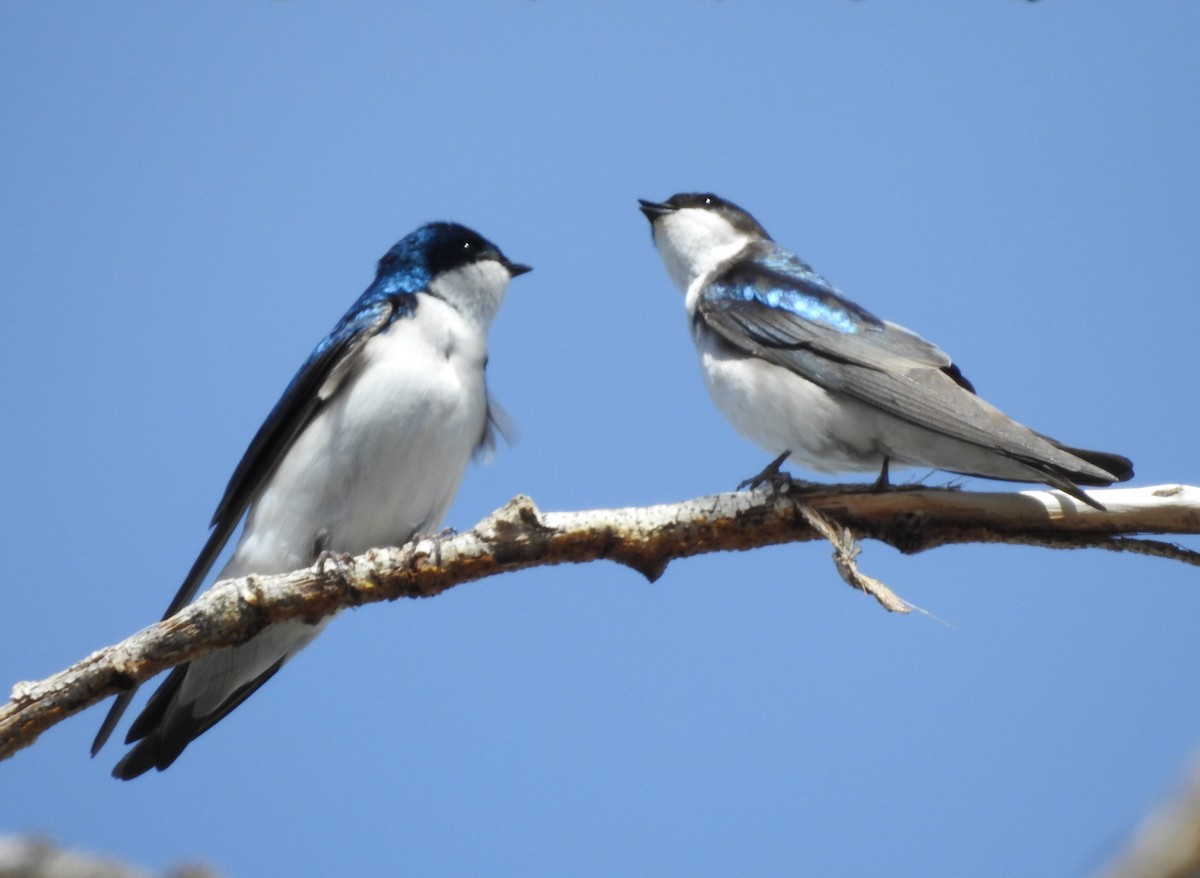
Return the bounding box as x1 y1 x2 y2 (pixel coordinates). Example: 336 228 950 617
2 2 1198 876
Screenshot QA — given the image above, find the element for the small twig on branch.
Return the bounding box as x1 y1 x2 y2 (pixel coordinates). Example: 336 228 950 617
2 483 1197 764
792 501 908 611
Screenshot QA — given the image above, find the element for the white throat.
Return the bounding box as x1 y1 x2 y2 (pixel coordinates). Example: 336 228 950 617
427 259 513 334
651 207 754 295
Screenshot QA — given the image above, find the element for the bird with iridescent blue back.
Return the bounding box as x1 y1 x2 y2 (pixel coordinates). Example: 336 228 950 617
638 193 1131 508
92 222 530 779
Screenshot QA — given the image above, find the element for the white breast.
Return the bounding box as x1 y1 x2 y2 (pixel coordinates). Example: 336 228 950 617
226 293 489 578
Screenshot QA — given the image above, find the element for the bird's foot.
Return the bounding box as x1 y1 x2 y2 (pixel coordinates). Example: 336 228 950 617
738 451 809 495
406 527 457 567
315 549 355 578
411 526 457 543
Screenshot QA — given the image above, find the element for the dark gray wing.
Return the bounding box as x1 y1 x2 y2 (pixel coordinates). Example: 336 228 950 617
697 255 1123 488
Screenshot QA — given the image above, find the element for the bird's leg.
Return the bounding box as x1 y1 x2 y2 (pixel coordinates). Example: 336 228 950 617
873 457 891 491
738 451 795 493
407 527 457 568
311 531 355 577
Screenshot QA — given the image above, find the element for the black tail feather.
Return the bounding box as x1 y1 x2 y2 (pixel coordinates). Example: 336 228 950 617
1049 443 1134 485
113 657 286 780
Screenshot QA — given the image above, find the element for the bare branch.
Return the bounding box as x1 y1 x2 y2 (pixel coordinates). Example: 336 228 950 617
2 483 1197 764
0 834 221 878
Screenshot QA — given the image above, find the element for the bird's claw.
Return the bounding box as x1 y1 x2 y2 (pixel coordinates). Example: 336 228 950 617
412 526 457 543
315 550 354 577
738 451 797 494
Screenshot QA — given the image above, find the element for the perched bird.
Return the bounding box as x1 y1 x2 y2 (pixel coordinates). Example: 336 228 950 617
92 222 530 778
638 192 1131 507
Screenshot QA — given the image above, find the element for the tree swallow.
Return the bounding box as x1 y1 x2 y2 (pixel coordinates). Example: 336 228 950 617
638 192 1132 507
92 222 530 778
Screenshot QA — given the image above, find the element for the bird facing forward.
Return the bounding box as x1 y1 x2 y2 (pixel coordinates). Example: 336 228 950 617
93 222 530 778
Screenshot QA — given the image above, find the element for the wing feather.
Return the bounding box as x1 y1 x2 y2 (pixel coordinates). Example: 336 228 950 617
697 257 1107 474
91 297 400 755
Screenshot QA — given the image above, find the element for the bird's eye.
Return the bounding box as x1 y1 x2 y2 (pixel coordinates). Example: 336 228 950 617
462 240 473 252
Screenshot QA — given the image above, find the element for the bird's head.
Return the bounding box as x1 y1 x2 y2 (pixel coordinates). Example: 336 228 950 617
375 222 531 330
638 193 769 292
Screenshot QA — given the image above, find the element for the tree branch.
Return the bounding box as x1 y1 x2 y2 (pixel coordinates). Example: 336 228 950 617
3 483 1198 763
0 834 220 878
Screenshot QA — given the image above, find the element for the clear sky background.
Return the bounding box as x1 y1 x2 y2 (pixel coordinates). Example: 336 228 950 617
2 3 1198 876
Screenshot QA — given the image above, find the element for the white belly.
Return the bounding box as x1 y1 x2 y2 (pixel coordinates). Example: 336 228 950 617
695 329 1058 482
176 294 491 717
226 295 488 578
698 336 889 474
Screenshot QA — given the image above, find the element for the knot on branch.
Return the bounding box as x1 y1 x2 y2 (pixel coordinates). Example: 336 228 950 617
233 575 275 631
878 510 932 554
483 494 547 537
8 682 38 707
477 495 555 566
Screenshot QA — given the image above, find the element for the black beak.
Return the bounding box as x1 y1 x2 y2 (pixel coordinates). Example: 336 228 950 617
638 199 675 222
505 261 533 278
